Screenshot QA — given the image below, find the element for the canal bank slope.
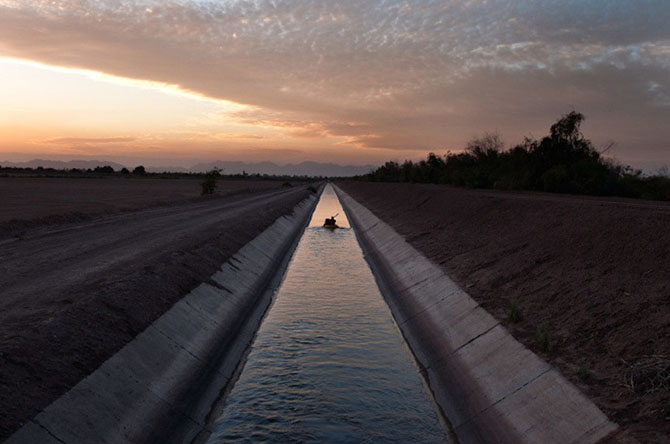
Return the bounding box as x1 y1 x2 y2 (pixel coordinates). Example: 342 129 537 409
337 182 670 443
203 185 448 443
0 185 316 442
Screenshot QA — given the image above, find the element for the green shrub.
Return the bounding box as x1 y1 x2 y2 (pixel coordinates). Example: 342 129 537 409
508 299 523 323
536 324 552 353
578 365 590 381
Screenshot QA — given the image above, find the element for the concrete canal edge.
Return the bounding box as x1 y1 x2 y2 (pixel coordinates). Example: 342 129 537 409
7 190 321 444
334 185 618 444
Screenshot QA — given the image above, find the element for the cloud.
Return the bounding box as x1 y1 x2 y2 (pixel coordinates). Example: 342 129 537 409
1 0 669 164
43 137 136 145
218 133 266 140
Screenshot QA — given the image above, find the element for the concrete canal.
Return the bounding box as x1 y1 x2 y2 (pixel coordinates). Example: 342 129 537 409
204 184 448 443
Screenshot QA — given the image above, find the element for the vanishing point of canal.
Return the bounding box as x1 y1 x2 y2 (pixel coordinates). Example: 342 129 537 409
205 185 448 443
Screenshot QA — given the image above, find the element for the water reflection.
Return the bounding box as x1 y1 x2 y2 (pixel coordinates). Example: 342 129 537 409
206 184 447 443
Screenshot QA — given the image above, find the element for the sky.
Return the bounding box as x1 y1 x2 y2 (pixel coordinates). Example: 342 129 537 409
0 0 669 169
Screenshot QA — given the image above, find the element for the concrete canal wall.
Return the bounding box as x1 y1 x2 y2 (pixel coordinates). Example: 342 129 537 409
7 192 320 444
335 185 617 444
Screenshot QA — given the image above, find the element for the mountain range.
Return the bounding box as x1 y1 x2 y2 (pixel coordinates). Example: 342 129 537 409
0 159 376 177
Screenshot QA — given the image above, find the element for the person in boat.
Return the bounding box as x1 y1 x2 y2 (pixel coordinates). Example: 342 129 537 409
323 214 338 227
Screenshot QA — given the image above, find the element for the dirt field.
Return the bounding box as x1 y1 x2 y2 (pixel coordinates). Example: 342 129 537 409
0 176 284 236
339 181 670 443
0 180 313 440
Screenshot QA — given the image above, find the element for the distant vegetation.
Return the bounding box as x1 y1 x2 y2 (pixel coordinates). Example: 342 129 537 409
0 164 320 183
363 111 670 201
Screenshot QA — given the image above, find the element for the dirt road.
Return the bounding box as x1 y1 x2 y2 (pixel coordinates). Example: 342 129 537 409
0 177 282 233
0 185 312 440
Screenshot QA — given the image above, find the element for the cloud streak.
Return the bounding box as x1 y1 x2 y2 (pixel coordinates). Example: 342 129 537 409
0 0 669 164
44 137 136 145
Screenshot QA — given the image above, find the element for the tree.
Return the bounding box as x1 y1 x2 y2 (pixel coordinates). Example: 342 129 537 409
94 165 115 174
466 132 505 156
361 110 670 200
549 111 584 145
133 165 146 175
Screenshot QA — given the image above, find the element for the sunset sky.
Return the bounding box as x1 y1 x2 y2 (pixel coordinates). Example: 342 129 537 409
1 1 669 169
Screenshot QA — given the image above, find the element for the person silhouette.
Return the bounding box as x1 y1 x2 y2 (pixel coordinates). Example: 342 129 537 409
323 213 338 227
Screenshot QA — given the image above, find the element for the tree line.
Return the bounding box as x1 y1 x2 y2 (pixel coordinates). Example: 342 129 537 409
0 164 322 183
362 111 670 201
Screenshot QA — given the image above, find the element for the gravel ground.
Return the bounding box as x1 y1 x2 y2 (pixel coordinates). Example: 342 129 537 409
339 181 670 443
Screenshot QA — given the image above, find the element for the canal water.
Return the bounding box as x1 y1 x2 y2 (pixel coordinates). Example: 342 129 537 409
205 185 447 443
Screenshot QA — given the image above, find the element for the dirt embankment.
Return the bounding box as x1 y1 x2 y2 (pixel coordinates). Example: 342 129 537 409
339 182 670 443
0 182 313 440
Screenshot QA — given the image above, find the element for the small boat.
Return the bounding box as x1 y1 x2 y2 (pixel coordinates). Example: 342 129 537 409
323 213 339 229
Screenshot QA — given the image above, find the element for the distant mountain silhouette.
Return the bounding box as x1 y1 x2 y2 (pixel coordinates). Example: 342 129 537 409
1 158 376 177
188 160 375 177
1 158 128 171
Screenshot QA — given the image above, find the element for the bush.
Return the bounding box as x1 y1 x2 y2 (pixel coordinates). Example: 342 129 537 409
536 324 552 353
508 299 523 323
578 365 590 381
201 168 221 195
540 165 569 193
94 165 115 174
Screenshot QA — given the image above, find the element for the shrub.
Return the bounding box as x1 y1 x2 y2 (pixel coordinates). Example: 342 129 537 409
508 299 523 323
536 324 552 353
201 168 221 195
94 165 115 174
578 365 590 381
540 165 569 193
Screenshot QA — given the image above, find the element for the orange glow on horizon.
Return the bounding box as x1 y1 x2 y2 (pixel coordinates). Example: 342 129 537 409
0 57 389 164
1 0 667 169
